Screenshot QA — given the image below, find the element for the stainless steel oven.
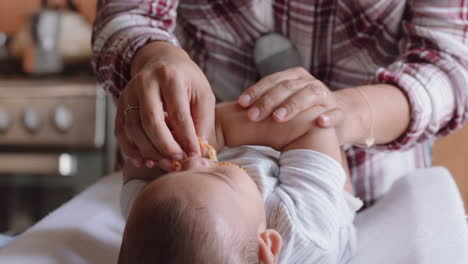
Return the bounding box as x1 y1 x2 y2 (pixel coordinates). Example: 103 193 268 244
0 78 114 232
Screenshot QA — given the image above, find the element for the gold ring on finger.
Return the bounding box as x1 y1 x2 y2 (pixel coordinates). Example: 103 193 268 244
124 105 140 117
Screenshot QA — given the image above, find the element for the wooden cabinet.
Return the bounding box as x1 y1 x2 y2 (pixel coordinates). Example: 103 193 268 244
433 125 468 211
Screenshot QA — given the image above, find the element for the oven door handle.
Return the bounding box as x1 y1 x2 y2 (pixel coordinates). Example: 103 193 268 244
0 153 76 176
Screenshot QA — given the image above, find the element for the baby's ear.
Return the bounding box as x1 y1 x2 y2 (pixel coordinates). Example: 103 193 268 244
258 229 283 264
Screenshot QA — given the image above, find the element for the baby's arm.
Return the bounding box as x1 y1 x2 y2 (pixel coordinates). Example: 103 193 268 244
214 102 337 153
270 113 361 263
283 125 341 162
214 102 349 187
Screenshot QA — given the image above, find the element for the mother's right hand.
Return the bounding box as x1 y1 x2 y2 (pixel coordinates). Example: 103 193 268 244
115 41 215 171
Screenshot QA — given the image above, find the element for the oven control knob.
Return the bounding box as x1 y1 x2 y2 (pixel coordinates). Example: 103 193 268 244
53 106 73 133
23 107 42 133
0 108 11 133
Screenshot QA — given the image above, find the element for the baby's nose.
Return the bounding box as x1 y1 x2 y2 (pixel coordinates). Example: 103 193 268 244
181 157 215 170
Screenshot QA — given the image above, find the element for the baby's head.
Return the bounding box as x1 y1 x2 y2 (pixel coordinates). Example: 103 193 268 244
118 157 283 264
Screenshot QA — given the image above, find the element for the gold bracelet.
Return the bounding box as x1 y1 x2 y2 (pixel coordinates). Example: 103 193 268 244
356 88 375 148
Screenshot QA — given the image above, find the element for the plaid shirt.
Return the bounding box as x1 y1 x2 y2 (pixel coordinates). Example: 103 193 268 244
92 0 468 207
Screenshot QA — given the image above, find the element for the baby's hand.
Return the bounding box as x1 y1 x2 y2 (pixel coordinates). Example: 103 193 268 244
238 67 343 127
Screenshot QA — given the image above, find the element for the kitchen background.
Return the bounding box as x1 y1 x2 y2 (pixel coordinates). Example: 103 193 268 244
0 0 466 234
0 0 115 233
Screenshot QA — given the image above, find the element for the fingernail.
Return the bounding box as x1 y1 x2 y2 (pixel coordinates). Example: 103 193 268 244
239 94 251 107
145 160 155 168
188 152 199 158
158 159 172 171
274 108 287 121
319 115 330 126
172 154 185 161
248 107 260 121
132 158 142 168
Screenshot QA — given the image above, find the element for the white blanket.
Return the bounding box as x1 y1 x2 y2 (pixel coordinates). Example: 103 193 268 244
0 167 466 264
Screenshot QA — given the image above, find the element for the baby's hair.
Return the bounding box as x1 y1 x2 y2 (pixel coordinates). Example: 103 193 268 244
118 195 260 264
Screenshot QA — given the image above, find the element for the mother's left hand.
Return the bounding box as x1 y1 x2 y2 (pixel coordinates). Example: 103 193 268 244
238 67 343 127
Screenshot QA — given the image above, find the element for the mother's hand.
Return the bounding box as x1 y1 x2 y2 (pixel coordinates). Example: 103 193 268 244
238 67 343 127
115 41 215 170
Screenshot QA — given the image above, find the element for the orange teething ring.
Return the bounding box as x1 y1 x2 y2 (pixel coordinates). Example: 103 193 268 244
171 138 218 171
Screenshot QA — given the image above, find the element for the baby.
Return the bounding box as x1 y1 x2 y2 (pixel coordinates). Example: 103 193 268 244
118 102 362 264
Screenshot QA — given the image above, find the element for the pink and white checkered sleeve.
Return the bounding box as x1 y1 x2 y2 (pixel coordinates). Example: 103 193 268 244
92 0 180 99
376 0 468 150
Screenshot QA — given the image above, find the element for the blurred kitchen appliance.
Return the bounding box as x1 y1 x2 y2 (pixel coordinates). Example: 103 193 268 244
0 79 105 149
2 6 93 76
0 32 8 59
0 78 113 232
30 8 63 74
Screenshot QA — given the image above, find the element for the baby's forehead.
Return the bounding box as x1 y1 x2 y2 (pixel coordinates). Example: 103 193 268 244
138 172 257 238
145 170 232 201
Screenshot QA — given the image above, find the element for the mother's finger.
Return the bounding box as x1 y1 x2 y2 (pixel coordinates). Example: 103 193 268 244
247 79 311 121
115 99 143 167
272 83 330 122
138 76 185 159
161 77 200 156
125 108 164 162
238 67 308 108
317 108 344 128
115 127 144 167
191 85 216 150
